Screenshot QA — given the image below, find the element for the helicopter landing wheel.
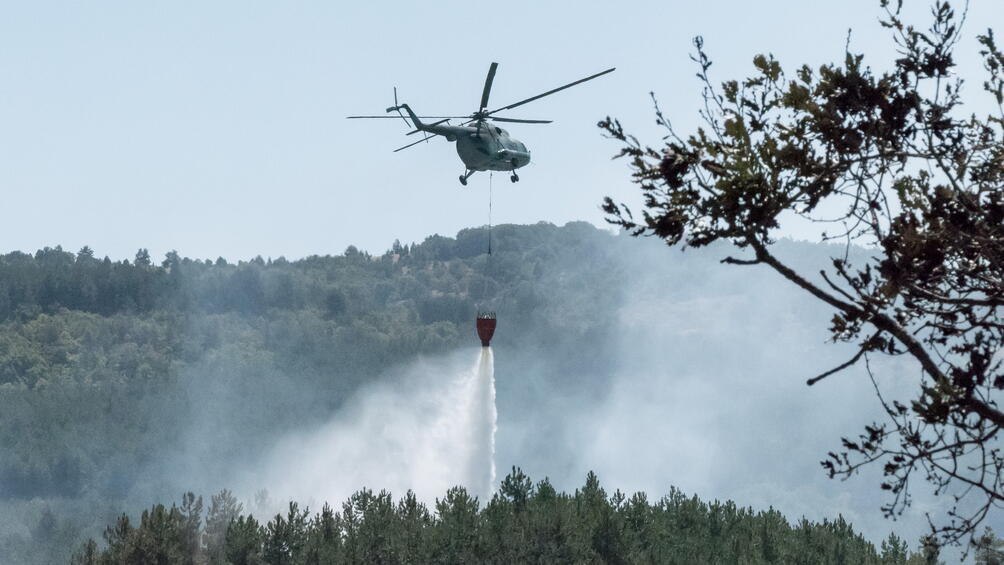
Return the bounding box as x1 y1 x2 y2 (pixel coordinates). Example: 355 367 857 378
459 175 468 186
510 173 519 183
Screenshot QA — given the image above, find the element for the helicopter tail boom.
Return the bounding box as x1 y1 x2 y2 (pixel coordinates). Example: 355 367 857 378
389 104 465 141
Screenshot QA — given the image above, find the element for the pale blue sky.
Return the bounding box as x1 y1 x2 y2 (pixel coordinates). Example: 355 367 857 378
1 0 1001 261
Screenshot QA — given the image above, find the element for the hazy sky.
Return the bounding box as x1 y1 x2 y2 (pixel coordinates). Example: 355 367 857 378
2 1 1002 261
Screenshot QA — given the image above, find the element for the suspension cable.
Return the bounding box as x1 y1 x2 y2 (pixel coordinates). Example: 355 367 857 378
479 172 494 310
488 172 493 256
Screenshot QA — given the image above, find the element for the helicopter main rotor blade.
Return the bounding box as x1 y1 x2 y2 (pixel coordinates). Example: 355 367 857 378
347 115 467 119
479 62 499 112
487 67 615 115
489 117 552 124
393 134 438 152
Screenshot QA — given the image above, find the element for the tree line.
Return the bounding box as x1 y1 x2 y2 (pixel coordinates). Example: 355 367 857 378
73 468 949 565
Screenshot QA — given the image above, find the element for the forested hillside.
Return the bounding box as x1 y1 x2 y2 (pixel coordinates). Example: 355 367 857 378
0 222 629 563
0 222 941 563
0 223 611 487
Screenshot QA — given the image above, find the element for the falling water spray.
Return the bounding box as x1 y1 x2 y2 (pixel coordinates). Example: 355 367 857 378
464 346 496 500
257 325 499 508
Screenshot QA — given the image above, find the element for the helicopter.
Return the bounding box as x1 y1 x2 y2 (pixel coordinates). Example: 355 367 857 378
348 62 615 186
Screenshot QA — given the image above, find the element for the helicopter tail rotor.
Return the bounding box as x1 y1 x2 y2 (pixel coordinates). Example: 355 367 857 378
386 87 412 128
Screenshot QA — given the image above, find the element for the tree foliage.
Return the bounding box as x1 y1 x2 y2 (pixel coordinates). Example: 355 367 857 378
600 0 1003 549
76 469 938 565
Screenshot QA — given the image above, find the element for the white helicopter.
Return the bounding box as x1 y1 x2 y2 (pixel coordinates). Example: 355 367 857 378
348 62 614 185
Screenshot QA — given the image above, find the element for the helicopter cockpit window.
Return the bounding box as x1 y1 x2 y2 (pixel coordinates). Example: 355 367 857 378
494 127 502 135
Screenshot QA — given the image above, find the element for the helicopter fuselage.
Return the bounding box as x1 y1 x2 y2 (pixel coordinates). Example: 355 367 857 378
399 105 530 172
454 125 530 172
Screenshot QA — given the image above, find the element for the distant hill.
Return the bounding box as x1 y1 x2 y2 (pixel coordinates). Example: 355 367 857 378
0 222 919 564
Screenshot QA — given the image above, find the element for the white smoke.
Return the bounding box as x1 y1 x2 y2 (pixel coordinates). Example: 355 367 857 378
252 347 497 509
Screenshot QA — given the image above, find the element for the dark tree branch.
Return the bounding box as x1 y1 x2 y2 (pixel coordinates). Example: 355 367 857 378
720 256 761 265
601 0 1004 549
807 343 870 386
